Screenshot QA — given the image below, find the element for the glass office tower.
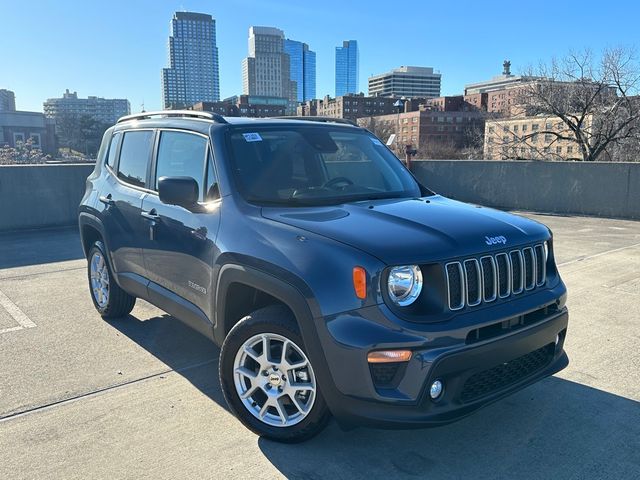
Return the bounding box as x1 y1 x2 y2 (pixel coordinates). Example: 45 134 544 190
284 39 316 102
335 40 359 97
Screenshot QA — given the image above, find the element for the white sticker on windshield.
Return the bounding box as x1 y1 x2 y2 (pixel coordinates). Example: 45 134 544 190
243 132 263 142
370 137 384 146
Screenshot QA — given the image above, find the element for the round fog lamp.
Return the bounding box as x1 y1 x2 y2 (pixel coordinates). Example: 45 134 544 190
430 380 444 400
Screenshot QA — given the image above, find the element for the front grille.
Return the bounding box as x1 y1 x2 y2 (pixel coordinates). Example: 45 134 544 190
459 343 555 403
445 244 546 311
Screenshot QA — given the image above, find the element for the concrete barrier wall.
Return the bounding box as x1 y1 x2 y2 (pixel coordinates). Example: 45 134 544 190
0 164 95 232
0 161 638 232
412 160 640 220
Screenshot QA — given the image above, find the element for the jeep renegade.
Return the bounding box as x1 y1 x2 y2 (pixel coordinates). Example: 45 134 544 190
79 111 569 442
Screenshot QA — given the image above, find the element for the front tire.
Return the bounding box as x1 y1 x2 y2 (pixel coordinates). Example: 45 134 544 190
219 305 330 442
87 241 136 318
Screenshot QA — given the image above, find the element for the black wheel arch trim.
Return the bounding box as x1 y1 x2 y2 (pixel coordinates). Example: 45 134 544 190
78 211 120 280
213 262 348 418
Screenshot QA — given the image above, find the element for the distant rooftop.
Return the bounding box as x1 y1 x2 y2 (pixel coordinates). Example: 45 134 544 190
173 12 213 21
249 26 284 37
369 66 438 78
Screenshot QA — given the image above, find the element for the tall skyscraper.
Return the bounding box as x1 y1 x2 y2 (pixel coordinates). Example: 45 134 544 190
161 12 220 109
284 39 316 102
335 40 359 96
242 27 295 101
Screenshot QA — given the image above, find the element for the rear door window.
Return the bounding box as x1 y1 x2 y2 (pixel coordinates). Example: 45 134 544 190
117 130 154 188
154 131 208 201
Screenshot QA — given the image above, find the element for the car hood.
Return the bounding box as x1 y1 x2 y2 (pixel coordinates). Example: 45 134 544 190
261 195 550 265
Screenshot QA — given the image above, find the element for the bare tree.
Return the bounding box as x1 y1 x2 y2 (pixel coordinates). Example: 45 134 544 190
517 47 640 161
358 116 396 145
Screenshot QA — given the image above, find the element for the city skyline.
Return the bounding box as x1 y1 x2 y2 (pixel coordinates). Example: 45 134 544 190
3 0 640 113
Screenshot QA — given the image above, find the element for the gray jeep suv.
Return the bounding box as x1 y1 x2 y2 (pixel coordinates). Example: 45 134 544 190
79 111 569 442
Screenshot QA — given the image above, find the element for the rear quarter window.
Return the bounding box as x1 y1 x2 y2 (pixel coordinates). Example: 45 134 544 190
106 132 121 168
117 130 154 188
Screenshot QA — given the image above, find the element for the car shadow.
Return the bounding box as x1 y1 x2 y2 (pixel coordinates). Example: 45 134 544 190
107 311 227 408
0 227 85 268
108 313 640 479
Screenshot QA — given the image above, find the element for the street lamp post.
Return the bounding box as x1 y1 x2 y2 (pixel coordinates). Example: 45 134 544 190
393 97 406 159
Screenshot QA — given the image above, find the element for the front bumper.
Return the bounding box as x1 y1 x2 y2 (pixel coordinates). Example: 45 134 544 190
313 286 569 428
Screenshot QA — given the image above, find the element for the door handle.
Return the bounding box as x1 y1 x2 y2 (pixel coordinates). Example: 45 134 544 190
141 209 159 221
99 194 115 206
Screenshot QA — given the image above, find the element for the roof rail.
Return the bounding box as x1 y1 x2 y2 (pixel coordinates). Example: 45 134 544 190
116 110 228 124
271 116 358 126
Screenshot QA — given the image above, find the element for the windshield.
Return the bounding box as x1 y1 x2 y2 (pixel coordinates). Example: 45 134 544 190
227 126 422 206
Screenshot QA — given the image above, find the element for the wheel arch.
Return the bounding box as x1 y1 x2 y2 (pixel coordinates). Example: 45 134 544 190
213 263 319 347
78 212 117 275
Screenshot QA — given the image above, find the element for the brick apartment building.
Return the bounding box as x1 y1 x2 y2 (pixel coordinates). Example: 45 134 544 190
297 94 408 121
358 109 485 152
483 115 592 161
422 95 488 112
192 95 288 117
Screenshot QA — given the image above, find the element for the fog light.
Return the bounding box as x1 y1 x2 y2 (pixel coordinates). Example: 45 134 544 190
430 380 444 400
555 334 560 345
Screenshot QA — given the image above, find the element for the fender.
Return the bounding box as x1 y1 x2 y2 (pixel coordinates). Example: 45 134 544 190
213 263 347 417
78 211 117 270
78 211 125 289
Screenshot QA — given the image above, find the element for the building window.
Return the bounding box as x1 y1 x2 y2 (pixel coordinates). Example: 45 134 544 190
30 133 41 148
556 146 562 154
532 124 539 131
13 133 25 144
522 125 528 132
488 126 494 133
513 125 519 132
567 146 573 154
544 134 552 142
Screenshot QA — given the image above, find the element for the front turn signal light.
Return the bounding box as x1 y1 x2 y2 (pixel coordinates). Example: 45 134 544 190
353 266 367 299
367 350 412 363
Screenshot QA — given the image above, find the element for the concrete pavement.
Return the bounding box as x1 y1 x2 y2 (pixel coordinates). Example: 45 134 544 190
0 213 638 479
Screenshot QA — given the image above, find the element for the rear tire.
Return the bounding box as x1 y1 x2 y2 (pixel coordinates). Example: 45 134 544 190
219 305 330 442
87 241 136 318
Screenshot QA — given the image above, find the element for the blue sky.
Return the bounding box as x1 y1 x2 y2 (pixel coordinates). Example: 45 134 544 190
2 0 639 113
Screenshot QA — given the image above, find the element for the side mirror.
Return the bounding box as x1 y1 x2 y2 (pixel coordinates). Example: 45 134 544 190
158 176 199 208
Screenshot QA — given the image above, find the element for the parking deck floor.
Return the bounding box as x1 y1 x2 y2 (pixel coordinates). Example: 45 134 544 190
0 212 638 479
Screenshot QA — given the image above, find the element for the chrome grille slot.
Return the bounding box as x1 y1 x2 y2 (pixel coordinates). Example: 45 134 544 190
510 250 524 294
534 244 546 286
445 244 546 311
480 256 497 302
464 259 481 307
495 253 511 298
523 247 535 290
445 262 465 310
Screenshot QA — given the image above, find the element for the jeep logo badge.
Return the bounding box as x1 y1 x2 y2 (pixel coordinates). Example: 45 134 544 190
485 235 507 246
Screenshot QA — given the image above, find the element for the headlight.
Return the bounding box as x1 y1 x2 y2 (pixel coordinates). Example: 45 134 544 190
387 265 423 306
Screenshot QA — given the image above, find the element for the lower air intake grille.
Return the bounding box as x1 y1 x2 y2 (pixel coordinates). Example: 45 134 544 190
460 343 555 403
